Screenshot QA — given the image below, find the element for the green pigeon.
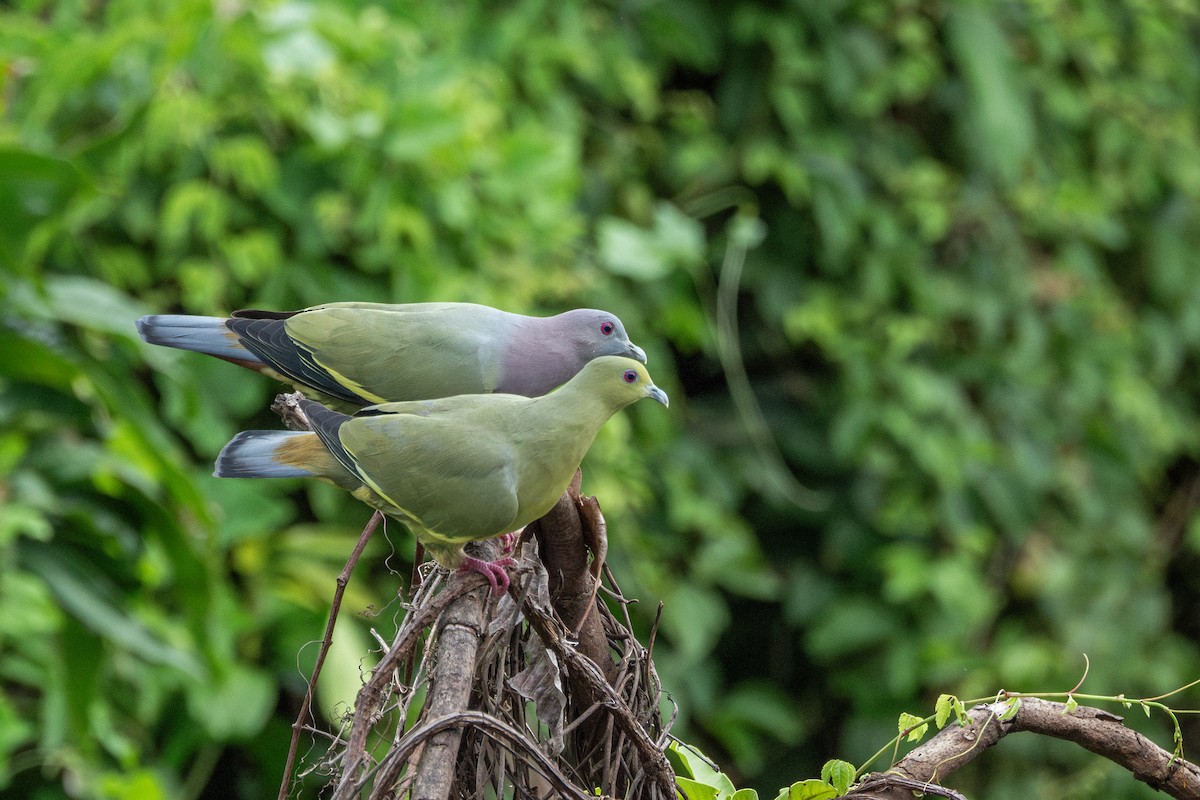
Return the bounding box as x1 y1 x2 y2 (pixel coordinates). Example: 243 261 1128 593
137 302 646 405
214 356 669 592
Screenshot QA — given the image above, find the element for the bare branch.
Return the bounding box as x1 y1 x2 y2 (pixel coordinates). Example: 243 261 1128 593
407 564 490 800
849 698 1200 800
270 391 314 431
526 470 614 679
848 773 969 800
331 571 479 799
365 711 597 800
519 584 676 798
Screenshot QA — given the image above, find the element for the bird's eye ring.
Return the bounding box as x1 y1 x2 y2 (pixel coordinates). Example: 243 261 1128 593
623 370 638 383
600 321 615 336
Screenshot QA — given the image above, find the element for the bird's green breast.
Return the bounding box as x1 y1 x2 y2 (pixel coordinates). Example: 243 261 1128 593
506 413 601 525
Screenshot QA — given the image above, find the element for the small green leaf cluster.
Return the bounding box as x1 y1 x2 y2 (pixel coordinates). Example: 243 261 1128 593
674 755 856 800
669 741 859 800
670 741 761 800
774 760 856 800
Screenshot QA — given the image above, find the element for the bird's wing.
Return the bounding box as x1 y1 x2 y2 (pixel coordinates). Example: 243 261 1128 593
225 314 366 404
338 414 521 544
284 305 505 402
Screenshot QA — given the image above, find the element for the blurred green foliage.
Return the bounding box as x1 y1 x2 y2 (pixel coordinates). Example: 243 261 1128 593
3 0 1200 798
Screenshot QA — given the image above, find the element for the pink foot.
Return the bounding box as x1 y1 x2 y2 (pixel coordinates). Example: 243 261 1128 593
457 556 515 595
498 531 520 555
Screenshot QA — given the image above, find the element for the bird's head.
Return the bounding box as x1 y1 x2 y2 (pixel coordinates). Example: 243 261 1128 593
577 355 669 409
560 309 647 364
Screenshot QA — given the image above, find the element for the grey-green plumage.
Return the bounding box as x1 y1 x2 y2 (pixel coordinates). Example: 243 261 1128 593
137 302 646 405
214 356 669 591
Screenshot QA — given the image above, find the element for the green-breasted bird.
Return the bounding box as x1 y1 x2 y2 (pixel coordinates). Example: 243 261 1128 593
214 356 669 592
136 302 646 405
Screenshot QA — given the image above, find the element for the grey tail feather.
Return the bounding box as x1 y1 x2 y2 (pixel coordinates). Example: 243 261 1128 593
214 430 315 478
292 396 357 476
136 314 261 363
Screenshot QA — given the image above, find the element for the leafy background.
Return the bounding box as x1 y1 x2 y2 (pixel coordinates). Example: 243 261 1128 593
3 1 1200 798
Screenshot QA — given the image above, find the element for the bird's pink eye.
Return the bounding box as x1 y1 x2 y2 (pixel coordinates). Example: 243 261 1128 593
600 321 615 336
623 370 638 383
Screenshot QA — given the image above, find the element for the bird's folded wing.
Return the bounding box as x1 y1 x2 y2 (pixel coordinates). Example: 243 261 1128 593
285 306 497 402
226 314 367 404
340 416 520 542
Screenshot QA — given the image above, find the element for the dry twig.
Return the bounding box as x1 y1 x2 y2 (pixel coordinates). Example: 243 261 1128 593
278 510 382 800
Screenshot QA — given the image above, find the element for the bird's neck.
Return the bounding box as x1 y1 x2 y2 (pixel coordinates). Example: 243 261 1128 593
497 317 584 397
525 384 616 459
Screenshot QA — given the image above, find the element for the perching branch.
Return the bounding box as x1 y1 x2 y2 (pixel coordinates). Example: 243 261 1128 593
282 471 671 800
406 558 492 800
526 470 614 679
329 570 480 799
848 697 1200 800
526 472 672 797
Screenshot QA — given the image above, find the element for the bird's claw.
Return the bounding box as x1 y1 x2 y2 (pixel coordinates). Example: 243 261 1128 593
458 556 515 596
497 529 522 555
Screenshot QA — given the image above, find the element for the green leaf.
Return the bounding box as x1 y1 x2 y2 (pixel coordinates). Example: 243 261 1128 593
43 275 150 338
96 768 170 800
945 6 1033 186
1061 696 1078 716
653 201 707 267
597 202 705 281
158 180 230 249
936 695 964 734
316 619 377 723
19 541 202 678
0 691 35 767
0 503 52 545
208 135 280 195
0 328 79 391
188 666 274 740
58 616 102 744
668 741 738 798
0 148 85 268
998 697 1021 722
598 216 672 280
728 214 767 250
819 759 855 795
660 583 730 660
677 777 720 800
783 779 839 800
935 694 954 728
897 711 928 742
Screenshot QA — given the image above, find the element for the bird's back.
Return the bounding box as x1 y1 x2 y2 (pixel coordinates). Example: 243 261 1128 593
283 304 517 402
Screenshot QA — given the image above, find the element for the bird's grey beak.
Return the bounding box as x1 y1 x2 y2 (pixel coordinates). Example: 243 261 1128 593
648 386 669 407
628 342 647 364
